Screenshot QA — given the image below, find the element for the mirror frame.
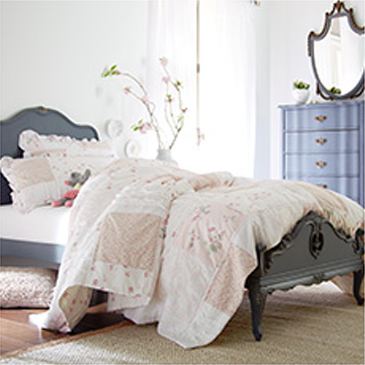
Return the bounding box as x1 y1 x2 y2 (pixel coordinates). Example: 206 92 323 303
308 1 364 100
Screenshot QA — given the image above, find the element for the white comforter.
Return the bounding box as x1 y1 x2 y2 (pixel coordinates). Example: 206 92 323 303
32 159 364 348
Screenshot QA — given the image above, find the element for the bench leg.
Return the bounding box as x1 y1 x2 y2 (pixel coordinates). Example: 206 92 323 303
248 283 267 341
353 268 364 305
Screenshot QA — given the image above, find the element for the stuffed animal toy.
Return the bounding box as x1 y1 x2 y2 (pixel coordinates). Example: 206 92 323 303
52 169 91 208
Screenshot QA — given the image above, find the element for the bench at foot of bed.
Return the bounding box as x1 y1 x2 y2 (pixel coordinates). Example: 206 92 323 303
245 211 364 342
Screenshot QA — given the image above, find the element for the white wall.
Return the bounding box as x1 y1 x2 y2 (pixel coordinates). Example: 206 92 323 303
253 2 270 179
1 0 364 176
0 0 150 154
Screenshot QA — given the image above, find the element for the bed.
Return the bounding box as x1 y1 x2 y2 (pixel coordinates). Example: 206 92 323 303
1 106 364 349
1 106 100 269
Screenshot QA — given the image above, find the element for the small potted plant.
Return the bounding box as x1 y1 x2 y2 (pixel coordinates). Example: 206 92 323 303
329 86 341 95
292 80 310 104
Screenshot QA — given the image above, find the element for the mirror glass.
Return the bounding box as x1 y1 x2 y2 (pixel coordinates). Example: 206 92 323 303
314 16 364 95
308 2 364 100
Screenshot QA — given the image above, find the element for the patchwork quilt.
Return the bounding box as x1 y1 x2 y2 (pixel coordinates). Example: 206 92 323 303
31 159 364 348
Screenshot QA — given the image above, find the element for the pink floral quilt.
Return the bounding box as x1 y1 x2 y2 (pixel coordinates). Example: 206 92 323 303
31 159 364 348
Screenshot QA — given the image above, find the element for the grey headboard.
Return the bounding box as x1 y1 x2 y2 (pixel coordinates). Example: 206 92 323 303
0 106 99 205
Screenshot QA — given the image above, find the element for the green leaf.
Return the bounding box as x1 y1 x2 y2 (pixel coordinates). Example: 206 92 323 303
111 65 117 71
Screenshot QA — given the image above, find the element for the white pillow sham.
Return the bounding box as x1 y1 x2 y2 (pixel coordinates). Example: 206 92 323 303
0 154 113 213
19 129 115 158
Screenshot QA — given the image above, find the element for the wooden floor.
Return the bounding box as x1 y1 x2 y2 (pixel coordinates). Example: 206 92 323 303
0 304 126 357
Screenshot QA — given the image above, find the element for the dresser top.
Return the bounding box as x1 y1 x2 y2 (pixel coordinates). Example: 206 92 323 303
279 99 364 111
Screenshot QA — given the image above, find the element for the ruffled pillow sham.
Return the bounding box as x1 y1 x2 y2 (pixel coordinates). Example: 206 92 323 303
19 129 115 158
0 154 113 213
1 130 117 212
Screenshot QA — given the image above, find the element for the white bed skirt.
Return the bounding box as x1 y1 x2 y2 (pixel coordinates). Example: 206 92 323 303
0 204 70 246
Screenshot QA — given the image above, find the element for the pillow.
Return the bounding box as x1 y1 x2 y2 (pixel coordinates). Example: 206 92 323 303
19 129 115 158
0 267 57 308
0 153 113 213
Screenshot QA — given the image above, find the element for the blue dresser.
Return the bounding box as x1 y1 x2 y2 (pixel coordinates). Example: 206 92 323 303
280 100 364 207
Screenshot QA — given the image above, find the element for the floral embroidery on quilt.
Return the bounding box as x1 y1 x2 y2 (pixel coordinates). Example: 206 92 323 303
176 201 250 269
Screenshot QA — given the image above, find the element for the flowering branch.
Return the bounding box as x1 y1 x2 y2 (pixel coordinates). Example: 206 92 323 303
102 58 187 150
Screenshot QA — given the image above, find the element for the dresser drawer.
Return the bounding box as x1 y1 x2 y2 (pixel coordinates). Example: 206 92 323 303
284 105 360 131
285 130 359 153
285 153 359 178
280 101 364 207
294 177 359 203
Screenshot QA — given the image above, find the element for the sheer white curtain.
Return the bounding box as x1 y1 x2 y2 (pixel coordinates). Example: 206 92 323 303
147 0 256 176
198 0 256 176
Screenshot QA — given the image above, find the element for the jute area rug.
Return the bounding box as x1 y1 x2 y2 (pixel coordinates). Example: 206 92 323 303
1 282 364 364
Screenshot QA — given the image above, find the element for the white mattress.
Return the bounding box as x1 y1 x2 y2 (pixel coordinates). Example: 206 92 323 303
0 205 71 245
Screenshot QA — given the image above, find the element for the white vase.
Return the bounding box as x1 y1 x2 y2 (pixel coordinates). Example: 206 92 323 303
156 149 178 166
292 89 310 104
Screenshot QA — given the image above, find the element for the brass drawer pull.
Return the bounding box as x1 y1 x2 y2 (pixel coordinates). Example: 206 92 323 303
316 184 328 189
314 115 327 123
315 138 328 145
315 161 327 168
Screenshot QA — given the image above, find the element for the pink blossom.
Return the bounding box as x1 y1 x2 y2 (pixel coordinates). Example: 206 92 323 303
141 95 149 105
138 122 152 134
162 76 171 84
160 57 168 67
166 95 174 103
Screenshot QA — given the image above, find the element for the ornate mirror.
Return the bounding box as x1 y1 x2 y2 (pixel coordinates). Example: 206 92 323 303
308 1 364 100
